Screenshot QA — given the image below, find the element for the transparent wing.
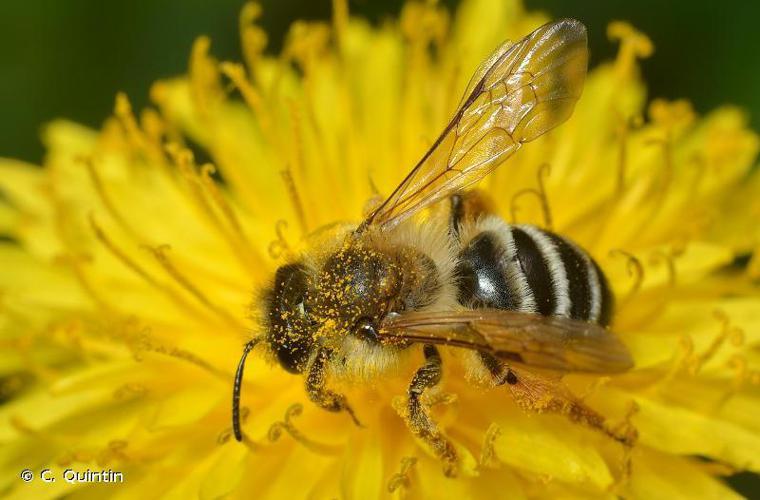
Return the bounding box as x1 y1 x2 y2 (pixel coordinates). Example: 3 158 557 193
379 309 633 373
363 19 588 230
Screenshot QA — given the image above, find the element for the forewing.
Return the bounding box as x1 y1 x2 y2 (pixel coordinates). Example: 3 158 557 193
379 309 633 374
364 19 588 229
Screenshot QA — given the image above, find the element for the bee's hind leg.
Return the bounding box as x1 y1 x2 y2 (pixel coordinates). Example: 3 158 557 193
406 344 458 477
449 190 497 238
478 351 637 446
305 348 362 426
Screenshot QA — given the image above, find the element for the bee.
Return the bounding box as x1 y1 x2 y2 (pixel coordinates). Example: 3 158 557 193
232 18 634 476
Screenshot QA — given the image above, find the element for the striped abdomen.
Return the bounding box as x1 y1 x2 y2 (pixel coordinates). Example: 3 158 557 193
454 217 613 326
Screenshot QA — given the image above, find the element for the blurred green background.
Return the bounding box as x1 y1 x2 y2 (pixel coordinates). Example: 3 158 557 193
0 0 758 494
2 0 760 165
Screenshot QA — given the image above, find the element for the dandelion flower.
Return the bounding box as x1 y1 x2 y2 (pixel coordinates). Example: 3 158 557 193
2 0 760 498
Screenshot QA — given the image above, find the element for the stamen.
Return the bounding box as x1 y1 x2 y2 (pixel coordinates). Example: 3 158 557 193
238 3 268 79
615 114 643 195
268 403 343 455
645 136 674 203
219 62 275 145
129 329 228 380
199 164 254 252
607 21 653 78
478 423 502 469
387 456 418 493
688 310 743 375
55 254 110 311
281 167 309 235
165 143 260 275
114 93 164 165
331 0 349 51
510 164 553 229
79 156 139 241
268 220 292 259
145 244 244 329
189 36 223 116
219 407 262 450
608 249 644 303
648 249 677 287
89 215 216 325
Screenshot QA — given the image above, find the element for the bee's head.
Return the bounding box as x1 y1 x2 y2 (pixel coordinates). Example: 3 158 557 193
264 240 439 373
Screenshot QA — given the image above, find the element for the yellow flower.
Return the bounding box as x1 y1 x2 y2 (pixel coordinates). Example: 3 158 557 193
2 0 760 498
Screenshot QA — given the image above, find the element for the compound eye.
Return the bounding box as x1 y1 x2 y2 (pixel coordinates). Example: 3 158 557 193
353 317 379 344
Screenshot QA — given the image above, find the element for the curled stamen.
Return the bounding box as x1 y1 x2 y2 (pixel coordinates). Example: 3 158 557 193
387 456 418 493
220 407 260 448
649 250 677 287
687 310 741 375
608 249 644 303
268 220 292 259
510 164 553 229
479 423 502 469
267 404 343 455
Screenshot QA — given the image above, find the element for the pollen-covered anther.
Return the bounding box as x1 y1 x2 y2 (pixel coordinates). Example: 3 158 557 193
267 404 343 455
387 456 418 493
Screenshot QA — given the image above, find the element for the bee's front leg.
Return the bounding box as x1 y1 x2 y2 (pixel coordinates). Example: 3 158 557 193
406 344 458 477
305 348 361 426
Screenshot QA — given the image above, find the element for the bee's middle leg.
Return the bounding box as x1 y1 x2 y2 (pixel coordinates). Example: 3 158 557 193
305 348 361 426
406 344 458 477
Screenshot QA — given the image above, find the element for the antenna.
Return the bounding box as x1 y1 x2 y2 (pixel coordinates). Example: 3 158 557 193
232 338 259 442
